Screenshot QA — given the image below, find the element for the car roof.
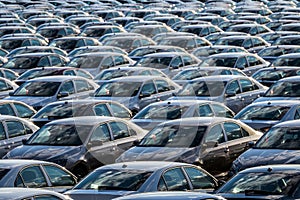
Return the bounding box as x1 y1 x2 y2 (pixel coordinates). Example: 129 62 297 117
272 119 300 128
97 161 194 171
109 75 168 82
0 159 52 168
144 99 224 107
45 99 125 106
239 164 300 174
45 116 126 126
158 117 237 127
191 75 247 82
142 52 190 57
0 188 68 199
27 75 89 82
245 100 300 107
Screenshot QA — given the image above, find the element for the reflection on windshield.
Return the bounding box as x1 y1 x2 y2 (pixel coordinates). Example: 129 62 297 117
27 124 92 146
75 169 152 191
95 82 141 97
13 81 60 96
177 81 226 97
265 81 300 97
238 106 289 120
256 127 300 149
199 57 238 67
218 172 298 195
139 125 206 147
134 105 189 120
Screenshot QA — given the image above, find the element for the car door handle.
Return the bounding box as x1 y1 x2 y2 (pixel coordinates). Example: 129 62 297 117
224 147 229 153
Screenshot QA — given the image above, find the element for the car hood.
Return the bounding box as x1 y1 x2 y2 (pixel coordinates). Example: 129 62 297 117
235 148 300 171
5 96 54 107
117 146 192 162
65 189 136 200
5 145 81 160
254 96 300 103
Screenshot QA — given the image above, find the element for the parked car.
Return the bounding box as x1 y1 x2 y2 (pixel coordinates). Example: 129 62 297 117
0 115 38 158
216 164 300 200
116 117 262 178
0 77 19 99
30 99 132 127
3 116 147 179
0 100 36 118
0 159 77 192
112 192 226 200
234 100 300 132
0 68 18 81
257 45 300 63
64 161 222 200
68 46 127 58
0 188 72 200
91 76 181 114
229 119 300 177
5 76 99 110
6 45 68 58
132 100 235 130
271 53 300 67
171 75 268 113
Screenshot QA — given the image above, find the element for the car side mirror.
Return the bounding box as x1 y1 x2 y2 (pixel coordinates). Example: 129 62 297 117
22 138 27 145
132 139 140 146
57 92 69 98
248 141 255 148
225 91 236 97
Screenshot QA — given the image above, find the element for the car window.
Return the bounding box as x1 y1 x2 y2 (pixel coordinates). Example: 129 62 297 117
0 80 10 91
109 121 130 140
17 166 47 188
170 57 183 69
226 80 241 94
141 82 156 95
63 70 76 76
295 107 300 120
74 79 89 92
6 120 27 138
197 104 214 117
240 79 257 92
155 79 170 92
50 55 62 66
247 56 263 66
110 103 131 118
114 55 126 65
158 168 189 191
38 56 50 66
14 103 35 118
184 167 216 189
4 70 17 80
205 124 225 144
93 104 111 116
211 104 234 118
102 57 114 69
0 122 6 140
75 70 92 79
224 122 249 141
90 123 111 142
236 57 248 69
59 80 75 94
182 55 197 65
0 104 15 116
43 165 76 186
243 39 252 49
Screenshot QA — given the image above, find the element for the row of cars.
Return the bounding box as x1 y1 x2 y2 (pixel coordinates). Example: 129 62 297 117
0 0 300 199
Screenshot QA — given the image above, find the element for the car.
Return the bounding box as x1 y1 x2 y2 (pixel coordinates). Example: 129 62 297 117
67 52 135 75
6 45 68 58
0 36 48 52
0 115 38 158
112 192 226 200
130 24 175 38
2 52 69 75
234 100 300 132
128 45 187 61
0 159 77 192
260 31 300 44
273 35 300 46
0 26 35 37
68 46 127 58
257 45 300 62
99 32 146 44
157 35 212 53
171 75 268 113
229 119 300 175
108 16 143 27
94 66 168 84
277 22 300 32
251 66 300 87
64 161 222 200
3 116 147 179
125 21 165 31
204 32 249 45
271 52 300 67
49 36 102 53
178 24 223 37
197 52 270 76
5 76 99 110
91 75 181 114
134 52 201 76
216 164 300 200
30 99 132 127
132 99 235 130
152 32 197 44
0 99 36 118
0 187 72 200
116 117 262 179
218 20 254 31
37 25 81 41
80 25 126 38
0 68 18 81
254 76 300 103
0 77 19 99
14 66 93 86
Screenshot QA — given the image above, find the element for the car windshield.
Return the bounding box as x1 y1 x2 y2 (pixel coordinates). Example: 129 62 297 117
33 103 91 119
95 70 129 80
74 169 152 191
252 70 288 81
215 38 244 47
137 57 172 69
255 127 300 149
12 81 60 96
3 57 40 69
134 105 190 120
199 57 238 67
138 125 206 147
27 124 92 146
237 105 290 120
177 81 227 97
173 70 208 80
258 48 285 57
272 57 300 67
18 69 62 80
68 56 104 69
264 81 300 97
95 81 141 97
218 171 299 195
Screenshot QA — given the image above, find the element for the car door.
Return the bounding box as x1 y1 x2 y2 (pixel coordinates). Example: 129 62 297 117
224 79 245 113
138 80 158 109
15 166 48 188
200 123 230 176
73 79 95 99
86 123 117 169
239 78 262 107
157 167 190 191
153 79 175 101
